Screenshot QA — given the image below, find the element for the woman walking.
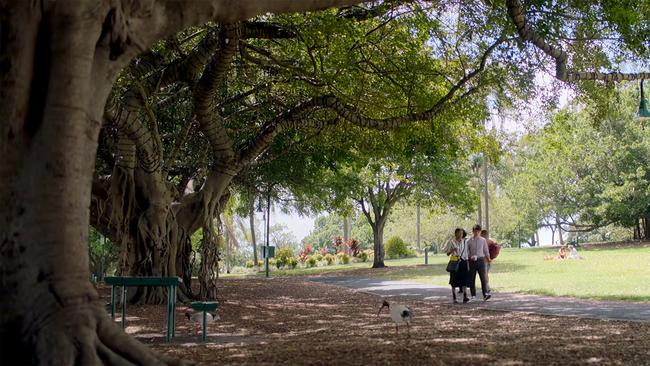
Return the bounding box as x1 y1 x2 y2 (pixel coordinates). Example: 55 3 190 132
467 224 492 301
445 228 470 303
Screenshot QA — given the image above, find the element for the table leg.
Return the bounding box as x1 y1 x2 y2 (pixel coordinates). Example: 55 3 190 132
121 286 126 331
166 287 171 342
171 286 176 338
110 285 116 320
202 310 207 342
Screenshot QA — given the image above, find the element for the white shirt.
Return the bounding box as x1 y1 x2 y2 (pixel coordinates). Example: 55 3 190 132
445 238 468 260
467 236 489 259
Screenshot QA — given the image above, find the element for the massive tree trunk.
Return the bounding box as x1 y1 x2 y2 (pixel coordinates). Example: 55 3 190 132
0 3 173 364
0 0 362 363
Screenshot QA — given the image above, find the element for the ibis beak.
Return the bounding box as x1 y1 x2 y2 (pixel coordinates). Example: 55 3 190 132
377 304 386 316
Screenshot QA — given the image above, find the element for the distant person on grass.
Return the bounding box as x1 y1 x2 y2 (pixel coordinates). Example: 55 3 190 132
467 224 492 301
481 229 500 272
445 228 470 303
569 246 584 260
558 246 567 259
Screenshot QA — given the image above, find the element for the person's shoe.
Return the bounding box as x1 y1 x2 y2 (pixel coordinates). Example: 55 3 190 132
463 297 470 303
484 294 492 301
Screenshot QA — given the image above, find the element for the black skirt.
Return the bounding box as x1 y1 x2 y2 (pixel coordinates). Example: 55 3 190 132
449 259 471 288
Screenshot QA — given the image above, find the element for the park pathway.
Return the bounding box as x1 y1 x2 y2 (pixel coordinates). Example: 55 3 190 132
308 276 650 322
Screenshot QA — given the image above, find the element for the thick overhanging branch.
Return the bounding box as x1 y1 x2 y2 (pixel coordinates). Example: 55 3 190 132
106 92 162 173
235 37 502 168
157 0 366 35
506 0 650 82
194 24 241 169
241 21 296 39
237 113 339 167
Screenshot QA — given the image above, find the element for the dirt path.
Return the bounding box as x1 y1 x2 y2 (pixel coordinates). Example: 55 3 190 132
308 276 650 322
99 278 650 365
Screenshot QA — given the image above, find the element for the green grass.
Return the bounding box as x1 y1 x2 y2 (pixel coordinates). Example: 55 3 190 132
228 246 650 302
370 246 650 302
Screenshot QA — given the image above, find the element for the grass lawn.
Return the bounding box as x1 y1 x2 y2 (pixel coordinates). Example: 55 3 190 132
234 245 650 301
377 246 650 301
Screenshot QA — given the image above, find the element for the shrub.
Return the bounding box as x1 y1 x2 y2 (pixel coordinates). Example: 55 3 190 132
289 257 299 269
306 256 317 268
275 247 294 268
319 247 329 256
337 252 351 264
324 253 336 265
347 239 361 257
333 236 344 252
385 236 417 259
245 259 263 268
314 253 323 262
269 258 276 268
299 244 315 263
358 251 369 262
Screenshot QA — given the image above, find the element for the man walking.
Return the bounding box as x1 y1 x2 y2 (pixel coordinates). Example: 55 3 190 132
467 224 491 301
481 229 500 272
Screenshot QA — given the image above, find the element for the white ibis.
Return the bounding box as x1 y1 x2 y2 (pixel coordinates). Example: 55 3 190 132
377 300 414 335
185 311 220 323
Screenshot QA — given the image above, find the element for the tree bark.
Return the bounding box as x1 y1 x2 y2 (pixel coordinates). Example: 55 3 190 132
550 226 556 246
250 200 258 266
416 204 421 249
556 215 565 246
0 3 178 363
1 0 363 363
372 218 387 268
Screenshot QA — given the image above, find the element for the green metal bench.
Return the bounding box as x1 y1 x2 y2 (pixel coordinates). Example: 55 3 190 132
190 301 220 341
104 276 182 342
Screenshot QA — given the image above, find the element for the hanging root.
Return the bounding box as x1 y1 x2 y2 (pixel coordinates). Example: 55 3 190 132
107 136 137 242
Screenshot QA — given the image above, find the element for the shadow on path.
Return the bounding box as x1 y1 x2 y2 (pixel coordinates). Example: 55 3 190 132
308 276 650 322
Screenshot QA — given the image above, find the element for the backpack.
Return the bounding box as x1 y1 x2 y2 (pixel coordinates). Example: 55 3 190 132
488 242 500 260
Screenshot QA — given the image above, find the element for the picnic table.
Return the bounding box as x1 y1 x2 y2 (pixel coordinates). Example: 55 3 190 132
104 276 182 342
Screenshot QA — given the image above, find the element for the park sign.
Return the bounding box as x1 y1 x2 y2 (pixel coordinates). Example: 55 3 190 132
261 245 275 259
639 80 650 119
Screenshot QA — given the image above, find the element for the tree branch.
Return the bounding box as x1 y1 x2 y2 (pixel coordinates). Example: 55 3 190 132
506 0 650 82
193 23 241 173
